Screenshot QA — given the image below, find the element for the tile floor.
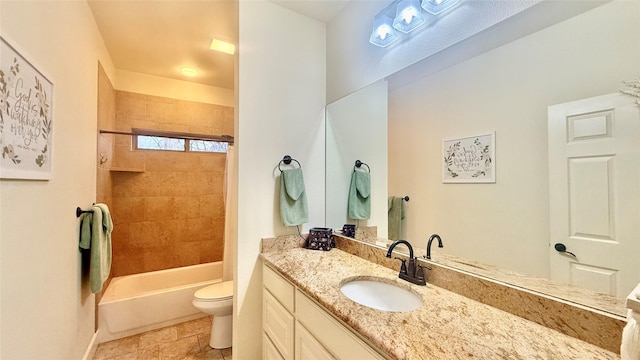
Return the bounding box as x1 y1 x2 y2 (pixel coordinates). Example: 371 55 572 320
93 316 232 360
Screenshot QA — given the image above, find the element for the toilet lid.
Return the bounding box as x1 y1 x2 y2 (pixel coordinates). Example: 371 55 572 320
194 281 233 301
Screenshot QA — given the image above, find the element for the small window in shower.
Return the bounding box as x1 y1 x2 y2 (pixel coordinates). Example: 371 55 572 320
136 135 185 151
133 130 229 154
189 140 228 153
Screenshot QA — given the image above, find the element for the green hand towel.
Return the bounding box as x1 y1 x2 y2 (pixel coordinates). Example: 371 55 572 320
280 168 309 226
348 170 371 220
388 196 405 240
79 213 92 250
78 204 113 293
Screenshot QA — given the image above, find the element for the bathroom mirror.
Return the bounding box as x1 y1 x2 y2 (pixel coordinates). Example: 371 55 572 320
325 1 640 317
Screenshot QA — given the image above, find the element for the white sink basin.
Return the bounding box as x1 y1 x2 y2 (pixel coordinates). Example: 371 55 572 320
340 277 423 312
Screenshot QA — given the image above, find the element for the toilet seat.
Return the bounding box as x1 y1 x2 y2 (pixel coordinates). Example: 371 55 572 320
194 281 233 302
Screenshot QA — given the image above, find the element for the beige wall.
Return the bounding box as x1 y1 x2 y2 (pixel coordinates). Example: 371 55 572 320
115 69 234 107
388 1 640 278
108 91 232 275
0 1 114 358
236 0 326 357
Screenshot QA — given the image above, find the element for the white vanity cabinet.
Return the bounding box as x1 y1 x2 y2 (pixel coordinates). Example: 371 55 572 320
262 264 387 360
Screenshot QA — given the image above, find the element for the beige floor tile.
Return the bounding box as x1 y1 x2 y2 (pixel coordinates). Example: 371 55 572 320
92 319 230 360
188 348 224 360
158 335 201 360
139 326 178 348
137 346 161 360
93 335 140 360
176 316 212 339
197 332 212 350
114 345 159 360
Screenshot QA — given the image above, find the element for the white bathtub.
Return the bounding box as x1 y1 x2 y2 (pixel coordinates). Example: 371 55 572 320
98 262 223 342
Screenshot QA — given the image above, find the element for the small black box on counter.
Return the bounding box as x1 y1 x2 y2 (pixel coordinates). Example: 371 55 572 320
306 227 334 251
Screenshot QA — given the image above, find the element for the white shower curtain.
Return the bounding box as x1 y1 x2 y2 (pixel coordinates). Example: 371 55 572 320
222 144 236 282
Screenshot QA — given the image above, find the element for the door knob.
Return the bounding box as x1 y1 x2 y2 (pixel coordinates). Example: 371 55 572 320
554 243 577 258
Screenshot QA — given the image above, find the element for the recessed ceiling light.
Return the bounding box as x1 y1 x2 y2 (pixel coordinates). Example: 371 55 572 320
209 38 235 55
181 67 198 77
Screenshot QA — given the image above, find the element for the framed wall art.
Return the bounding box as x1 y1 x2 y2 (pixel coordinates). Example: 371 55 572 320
0 36 54 180
442 132 495 183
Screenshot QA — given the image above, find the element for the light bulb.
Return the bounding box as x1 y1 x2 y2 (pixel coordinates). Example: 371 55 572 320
376 24 392 40
401 8 417 24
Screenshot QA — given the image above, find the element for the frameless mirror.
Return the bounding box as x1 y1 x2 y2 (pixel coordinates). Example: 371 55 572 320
325 1 640 317
326 80 389 236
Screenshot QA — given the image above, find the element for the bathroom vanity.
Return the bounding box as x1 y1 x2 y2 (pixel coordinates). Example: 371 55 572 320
261 243 619 359
263 264 387 360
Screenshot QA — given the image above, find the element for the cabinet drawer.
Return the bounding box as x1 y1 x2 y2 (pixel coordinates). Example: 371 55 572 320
264 265 295 312
264 290 294 360
295 290 386 360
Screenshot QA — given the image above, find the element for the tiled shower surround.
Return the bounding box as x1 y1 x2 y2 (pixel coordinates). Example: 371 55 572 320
97 64 234 276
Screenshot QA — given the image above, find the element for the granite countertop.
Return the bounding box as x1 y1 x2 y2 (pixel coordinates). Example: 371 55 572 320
366 237 626 317
261 247 619 360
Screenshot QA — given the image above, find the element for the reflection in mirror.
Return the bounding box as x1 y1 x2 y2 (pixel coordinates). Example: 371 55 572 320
326 1 640 317
326 80 388 237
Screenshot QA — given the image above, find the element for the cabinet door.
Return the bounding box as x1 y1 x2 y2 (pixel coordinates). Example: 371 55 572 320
295 322 335 360
264 332 285 360
295 290 386 360
264 289 294 360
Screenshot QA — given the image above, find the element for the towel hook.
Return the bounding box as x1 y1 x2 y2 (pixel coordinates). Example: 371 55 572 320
278 155 301 172
354 160 370 173
403 196 410 202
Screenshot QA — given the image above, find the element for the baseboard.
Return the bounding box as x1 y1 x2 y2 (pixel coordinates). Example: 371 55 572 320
81 330 99 360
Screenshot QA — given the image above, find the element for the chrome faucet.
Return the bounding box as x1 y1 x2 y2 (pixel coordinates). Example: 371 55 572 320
386 240 426 286
424 234 443 260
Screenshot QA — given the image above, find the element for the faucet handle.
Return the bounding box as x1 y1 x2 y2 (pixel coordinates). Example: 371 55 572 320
415 265 425 281
415 264 432 282
394 257 408 275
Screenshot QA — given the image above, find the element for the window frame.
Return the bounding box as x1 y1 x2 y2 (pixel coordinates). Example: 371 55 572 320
132 128 232 153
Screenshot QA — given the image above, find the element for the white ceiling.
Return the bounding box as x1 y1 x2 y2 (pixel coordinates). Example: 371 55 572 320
88 0 351 91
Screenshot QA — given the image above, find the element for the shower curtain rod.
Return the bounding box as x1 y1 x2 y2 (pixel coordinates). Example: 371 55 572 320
99 129 234 144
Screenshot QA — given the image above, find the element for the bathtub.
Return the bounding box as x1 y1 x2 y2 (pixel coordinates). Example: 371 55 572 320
98 262 223 342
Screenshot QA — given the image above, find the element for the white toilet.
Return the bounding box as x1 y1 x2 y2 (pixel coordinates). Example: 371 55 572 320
192 281 233 349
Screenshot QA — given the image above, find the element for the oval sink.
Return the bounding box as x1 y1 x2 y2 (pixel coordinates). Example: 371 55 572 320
340 277 423 312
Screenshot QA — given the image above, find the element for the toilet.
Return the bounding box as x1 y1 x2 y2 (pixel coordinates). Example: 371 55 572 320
192 281 233 349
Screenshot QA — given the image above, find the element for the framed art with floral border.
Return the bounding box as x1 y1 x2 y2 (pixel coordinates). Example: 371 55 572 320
442 132 495 183
0 36 53 180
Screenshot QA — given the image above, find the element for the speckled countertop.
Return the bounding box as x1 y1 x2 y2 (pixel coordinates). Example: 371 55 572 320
261 248 619 360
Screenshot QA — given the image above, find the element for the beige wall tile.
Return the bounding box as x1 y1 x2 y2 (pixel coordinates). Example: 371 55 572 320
109 90 233 275
116 91 146 123
144 196 175 221
173 196 200 220
111 197 145 224
113 144 145 170
145 95 176 124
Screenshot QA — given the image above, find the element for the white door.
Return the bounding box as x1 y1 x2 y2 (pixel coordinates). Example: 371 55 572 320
548 93 640 298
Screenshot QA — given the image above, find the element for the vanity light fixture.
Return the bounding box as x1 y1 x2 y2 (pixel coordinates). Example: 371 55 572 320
369 0 461 47
209 38 235 55
393 0 426 33
369 13 399 47
421 0 459 15
180 67 198 77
